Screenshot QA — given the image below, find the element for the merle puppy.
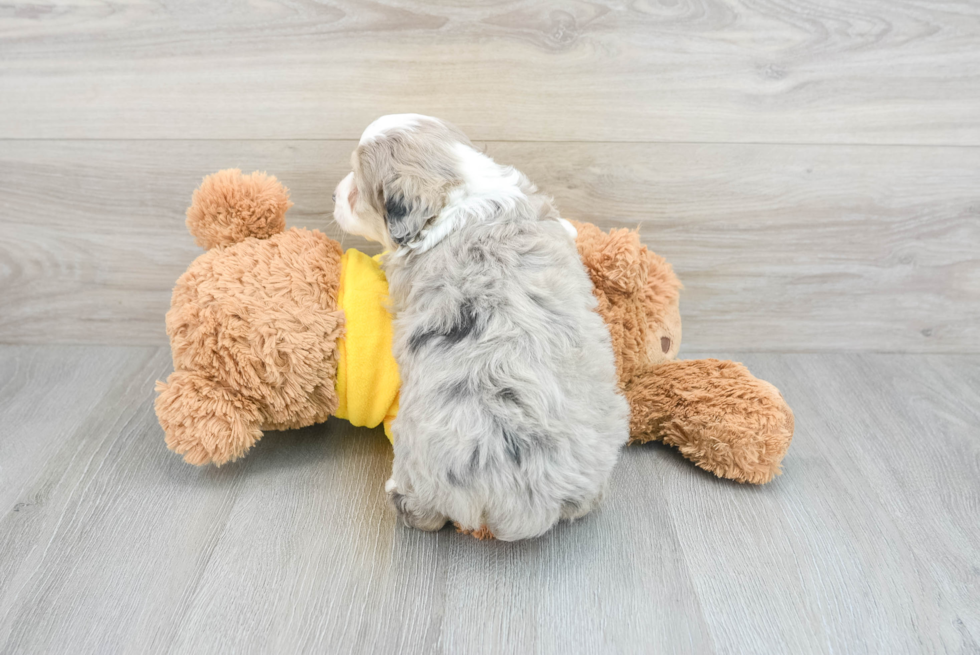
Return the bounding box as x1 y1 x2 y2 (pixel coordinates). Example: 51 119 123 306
333 114 628 540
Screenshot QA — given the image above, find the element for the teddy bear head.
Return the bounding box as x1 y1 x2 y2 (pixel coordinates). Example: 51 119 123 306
571 221 682 387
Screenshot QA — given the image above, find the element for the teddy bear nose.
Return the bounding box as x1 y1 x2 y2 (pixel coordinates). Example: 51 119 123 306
661 337 671 353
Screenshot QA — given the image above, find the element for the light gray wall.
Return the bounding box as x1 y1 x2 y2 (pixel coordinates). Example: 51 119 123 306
1 0 978 352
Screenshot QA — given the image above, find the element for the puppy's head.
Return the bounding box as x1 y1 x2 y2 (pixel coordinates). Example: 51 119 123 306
333 114 471 250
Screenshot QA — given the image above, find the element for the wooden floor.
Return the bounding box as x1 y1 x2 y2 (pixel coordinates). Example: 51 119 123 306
0 346 977 654
3 1 980 653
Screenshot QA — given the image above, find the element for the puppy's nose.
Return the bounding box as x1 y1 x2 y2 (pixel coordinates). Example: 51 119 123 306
332 193 337 202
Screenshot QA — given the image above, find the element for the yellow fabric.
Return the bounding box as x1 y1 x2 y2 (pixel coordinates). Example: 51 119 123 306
334 249 400 443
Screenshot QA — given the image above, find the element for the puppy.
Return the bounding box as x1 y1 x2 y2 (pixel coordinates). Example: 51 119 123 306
333 114 629 540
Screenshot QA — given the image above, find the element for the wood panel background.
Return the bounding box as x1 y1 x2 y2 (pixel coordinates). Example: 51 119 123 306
1 0 979 351
2 0 980 143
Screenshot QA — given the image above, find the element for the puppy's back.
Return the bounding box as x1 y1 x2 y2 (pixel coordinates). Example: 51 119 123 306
387 216 630 540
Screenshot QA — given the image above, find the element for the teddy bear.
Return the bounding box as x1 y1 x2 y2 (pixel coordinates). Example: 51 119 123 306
155 169 793 485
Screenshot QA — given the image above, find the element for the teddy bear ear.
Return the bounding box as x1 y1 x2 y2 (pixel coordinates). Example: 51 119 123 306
576 223 647 296
186 169 291 250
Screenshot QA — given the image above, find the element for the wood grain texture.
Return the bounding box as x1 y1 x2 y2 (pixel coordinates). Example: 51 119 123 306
1 140 977 351
1 346 978 654
673 351 980 654
2 2 977 652
1 0 979 144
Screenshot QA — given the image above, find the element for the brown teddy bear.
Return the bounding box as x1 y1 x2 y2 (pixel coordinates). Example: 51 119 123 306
156 169 793 485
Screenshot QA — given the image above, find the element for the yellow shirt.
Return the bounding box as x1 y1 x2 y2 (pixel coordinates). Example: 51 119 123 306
333 249 400 442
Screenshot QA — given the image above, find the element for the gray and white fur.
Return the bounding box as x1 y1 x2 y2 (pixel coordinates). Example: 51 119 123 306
333 114 629 541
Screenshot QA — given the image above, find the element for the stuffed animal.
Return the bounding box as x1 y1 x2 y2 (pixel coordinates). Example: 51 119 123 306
155 169 793 485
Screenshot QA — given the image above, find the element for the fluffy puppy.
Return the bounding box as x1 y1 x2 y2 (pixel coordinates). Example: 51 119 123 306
333 114 629 541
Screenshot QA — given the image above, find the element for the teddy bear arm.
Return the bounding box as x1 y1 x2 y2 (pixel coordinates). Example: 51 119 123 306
155 370 264 466
626 359 794 484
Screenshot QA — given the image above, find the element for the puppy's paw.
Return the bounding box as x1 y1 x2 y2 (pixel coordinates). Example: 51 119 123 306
386 480 447 532
560 492 603 522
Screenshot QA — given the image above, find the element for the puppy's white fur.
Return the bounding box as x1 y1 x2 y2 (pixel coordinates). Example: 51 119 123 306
358 113 427 145
333 115 628 540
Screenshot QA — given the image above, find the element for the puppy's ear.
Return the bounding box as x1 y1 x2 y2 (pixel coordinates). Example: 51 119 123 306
381 174 449 246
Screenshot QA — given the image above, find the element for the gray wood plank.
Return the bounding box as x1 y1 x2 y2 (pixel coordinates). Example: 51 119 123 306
1 0 979 144
2 346 979 654
0 345 712 655
673 351 980 654
0 345 161 607
0 346 156 510
2 140 978 352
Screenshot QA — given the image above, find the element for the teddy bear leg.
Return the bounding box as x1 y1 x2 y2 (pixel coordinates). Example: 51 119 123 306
155 371 264 466
626 359 794 484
